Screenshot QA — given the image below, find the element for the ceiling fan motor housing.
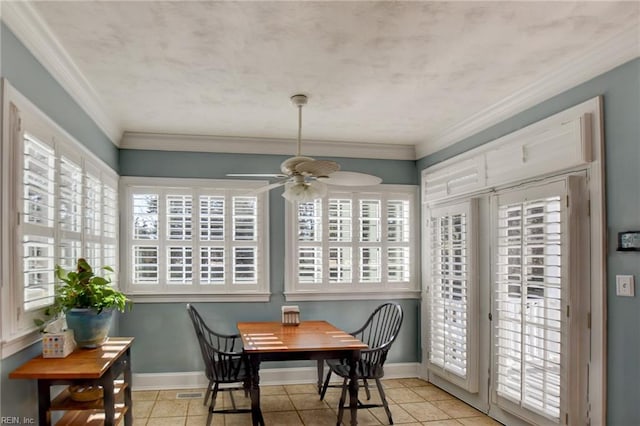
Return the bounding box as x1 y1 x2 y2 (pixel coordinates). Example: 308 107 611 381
280 156 315 175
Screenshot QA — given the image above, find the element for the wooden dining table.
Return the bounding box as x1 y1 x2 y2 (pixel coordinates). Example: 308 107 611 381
237 320 367 426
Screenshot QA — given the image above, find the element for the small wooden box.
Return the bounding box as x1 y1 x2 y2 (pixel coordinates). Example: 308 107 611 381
42 330 76 358
281 306 300 326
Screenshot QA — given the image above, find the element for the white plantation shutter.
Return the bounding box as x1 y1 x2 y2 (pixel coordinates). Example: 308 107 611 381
132 193 159 284
21 133 56 311
58 155 83 272
232 197 258 284
124 182 268 296
286 186 417 299
297 200 323 283
493 180 567 423
427 200 478 392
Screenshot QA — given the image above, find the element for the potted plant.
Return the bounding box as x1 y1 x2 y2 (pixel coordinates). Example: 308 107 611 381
44 258 131 348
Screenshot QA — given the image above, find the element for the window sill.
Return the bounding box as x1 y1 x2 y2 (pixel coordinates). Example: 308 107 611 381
284 290 420 302
127 292 271 303
2 329 42 359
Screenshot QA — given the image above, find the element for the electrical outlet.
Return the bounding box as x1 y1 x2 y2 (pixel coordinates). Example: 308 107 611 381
616 275 635 297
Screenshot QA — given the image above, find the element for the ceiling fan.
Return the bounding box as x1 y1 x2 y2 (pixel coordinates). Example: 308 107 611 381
227 94 382 202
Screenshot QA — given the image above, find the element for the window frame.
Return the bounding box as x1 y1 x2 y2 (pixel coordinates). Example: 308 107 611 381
1 80 119 358
284 184 420 301
120 176 270 303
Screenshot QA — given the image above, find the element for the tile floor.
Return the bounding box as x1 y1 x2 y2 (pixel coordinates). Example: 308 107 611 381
131 378 503 425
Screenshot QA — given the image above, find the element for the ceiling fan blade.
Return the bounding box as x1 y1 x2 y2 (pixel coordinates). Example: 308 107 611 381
318 171 382 186
245 179 289 195
227 173 288 178
295 159 340 177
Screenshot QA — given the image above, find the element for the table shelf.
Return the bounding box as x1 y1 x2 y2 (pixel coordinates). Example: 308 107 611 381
50 380 126 411
55 404 127 426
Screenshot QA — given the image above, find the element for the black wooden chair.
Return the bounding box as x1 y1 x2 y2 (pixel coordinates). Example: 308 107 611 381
186 304 251 426
320 302 403 425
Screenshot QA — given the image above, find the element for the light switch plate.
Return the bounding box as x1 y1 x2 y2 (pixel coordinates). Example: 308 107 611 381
616 275 635 297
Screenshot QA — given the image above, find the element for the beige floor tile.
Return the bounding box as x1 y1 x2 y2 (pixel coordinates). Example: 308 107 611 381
221 391 251 409
288 393 330 411
298 408 341 426
381 379 407 389
260 385 287 395
132 418 148 426
399 402 451 422
224 412 253 425
260 394 296 412
430 400 482 419
145 417 186 426
399 378 430 388
133 390 159 401
285 384 318 394
338 408 383 425
262 410 304 425
457 416 503 425
187 399 210 417
370 404 418 424
150 400 189 418
412 386 455 402
185 414 224 426
385 388 424 404
134 400 156 418
420 420 463 426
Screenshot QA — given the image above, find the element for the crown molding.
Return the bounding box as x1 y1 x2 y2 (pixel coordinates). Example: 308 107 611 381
416 23 640 159
120 132 417 160
1 1 122 144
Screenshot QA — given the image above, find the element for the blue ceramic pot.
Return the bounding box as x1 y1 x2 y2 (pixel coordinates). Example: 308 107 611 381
65 308 114 348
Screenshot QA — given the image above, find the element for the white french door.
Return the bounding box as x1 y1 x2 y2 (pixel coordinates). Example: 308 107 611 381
423 173 590 426
490 175 589 425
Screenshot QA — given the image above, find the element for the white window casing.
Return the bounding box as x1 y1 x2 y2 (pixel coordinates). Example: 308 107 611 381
426 199 479 393
120 177 270 302
285 185 419 301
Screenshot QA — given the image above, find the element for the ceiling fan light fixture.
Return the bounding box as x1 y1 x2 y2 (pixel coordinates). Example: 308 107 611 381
282 181 327 202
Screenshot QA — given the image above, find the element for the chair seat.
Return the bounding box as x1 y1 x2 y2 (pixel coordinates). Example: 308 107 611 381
326 358 385 380
211 356 250 383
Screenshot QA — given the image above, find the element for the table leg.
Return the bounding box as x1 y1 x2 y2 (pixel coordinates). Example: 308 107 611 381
249 355 264 426
123 348 133 425
348 351 359 426
316 360 324 394
102 369 116 426
37 380 51 426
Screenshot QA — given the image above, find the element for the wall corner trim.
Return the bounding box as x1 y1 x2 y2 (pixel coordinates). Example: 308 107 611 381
415 23 640 159
2 1 122 144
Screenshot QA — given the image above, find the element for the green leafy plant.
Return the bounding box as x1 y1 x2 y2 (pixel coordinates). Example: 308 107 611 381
35 258 131 328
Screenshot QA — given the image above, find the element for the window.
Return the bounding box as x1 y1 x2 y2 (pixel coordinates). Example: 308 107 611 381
120 178 270 302
426 200 478 392
1 84 118 356
285 185 418 301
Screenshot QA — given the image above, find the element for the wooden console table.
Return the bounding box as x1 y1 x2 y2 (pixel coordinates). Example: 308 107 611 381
9 337 134 426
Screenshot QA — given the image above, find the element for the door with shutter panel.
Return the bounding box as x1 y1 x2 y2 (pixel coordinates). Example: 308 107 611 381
489 175 589 426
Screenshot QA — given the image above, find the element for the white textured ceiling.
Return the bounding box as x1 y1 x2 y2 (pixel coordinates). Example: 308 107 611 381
27 1 640 155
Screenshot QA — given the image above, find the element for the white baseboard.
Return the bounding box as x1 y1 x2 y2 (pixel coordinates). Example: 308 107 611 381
132 362 421 391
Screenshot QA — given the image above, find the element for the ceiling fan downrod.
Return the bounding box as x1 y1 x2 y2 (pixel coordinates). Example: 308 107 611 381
291 94 308 157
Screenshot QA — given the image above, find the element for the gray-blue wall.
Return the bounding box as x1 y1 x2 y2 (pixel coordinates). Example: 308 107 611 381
118 150 420 372
417 58 640 426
